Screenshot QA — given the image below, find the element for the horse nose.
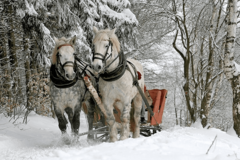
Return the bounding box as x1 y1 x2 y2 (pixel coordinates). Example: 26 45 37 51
93 64 102 72
65 72 75 80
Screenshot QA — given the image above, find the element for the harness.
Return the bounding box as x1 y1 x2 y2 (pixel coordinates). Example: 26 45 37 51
92 39 113 63
50 44 86 88
93 41 158 124
50 65 78 88
92 39 126 81
100 50 126 81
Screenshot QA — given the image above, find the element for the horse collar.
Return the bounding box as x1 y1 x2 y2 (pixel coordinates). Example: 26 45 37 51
50 64 78 88
50 44 79 88
100 50 127 81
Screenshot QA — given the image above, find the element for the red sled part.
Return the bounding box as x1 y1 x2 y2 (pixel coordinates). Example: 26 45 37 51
148 89 167 125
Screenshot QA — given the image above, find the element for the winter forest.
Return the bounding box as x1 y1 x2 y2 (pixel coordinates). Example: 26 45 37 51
1 0 240 159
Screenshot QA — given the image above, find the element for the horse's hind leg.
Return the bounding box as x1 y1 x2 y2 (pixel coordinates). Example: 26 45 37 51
132 93 142 138
119 103 131 140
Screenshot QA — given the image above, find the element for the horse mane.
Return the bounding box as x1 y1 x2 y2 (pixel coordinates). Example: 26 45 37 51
93 29 121 53
51 37 72 65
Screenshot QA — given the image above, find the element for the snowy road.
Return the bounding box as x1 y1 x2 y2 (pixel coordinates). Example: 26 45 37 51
0 113 240 160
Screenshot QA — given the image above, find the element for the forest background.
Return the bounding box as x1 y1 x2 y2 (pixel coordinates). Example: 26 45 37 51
0 0 240 137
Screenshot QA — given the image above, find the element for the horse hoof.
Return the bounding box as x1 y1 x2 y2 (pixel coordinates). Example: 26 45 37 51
132 133 140 138
61 133 71 145
87 138 96 144
119 136 128 141
109 137 118 142
87 134 94 140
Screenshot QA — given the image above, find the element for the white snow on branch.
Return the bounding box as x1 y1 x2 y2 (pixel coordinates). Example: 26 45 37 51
122 9 138 24
99 5 138 25
16 9 26 18
44 55 51 67
103 0 130 8
39 23 54 60
25 0 38 16
233 61 240 76
141 59 162 74
34 0 47 11
40 23 50 35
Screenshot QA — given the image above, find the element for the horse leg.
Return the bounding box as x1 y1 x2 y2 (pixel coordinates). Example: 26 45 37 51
119 103 131 140
65 107 74 132
54 107 68 134
104 104 118 142
132 93 142 138
72 104 81 136
107 117 118 142
85 98 95 140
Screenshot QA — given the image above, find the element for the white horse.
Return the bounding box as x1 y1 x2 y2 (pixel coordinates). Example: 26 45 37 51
91 27 144 142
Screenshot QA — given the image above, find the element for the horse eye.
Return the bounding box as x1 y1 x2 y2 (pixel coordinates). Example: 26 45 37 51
105 45 109 48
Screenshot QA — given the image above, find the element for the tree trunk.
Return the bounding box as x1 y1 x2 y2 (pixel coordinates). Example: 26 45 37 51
224 0 240 137
7 3 20 116
174 87 178 125
200 0 217 127
23 36 31 110
0 14 12 108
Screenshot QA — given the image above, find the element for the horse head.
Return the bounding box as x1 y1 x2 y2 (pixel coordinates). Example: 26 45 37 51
52 35 77 80
91 27 121 73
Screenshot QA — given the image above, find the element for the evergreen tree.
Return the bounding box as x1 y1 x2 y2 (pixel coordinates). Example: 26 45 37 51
0 0 138 117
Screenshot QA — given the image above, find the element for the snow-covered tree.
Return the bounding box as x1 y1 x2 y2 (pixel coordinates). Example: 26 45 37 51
0 0 138 117
223 0 240 137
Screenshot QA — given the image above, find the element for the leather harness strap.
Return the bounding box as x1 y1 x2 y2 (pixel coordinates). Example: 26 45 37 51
57 44 73 50
100 50 126 81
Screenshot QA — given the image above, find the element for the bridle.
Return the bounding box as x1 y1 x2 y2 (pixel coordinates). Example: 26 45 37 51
92 39 112 62
51 43 93 88
92 39 120 73
56 44 77 78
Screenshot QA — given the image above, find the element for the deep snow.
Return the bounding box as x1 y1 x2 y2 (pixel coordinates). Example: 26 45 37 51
0 113 240 160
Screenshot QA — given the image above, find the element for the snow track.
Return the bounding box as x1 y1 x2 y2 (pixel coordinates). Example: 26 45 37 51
0 113 239 160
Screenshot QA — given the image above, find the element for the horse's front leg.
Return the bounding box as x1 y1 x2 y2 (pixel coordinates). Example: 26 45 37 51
54 106 68 134
72 104 81 136
120 103 131 140
84 98 95 140
104 103 118 142
132 93 142 138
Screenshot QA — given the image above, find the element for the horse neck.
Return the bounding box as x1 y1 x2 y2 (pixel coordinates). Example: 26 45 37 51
105 48 120 72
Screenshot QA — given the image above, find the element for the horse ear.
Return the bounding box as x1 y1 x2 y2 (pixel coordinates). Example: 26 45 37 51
69 35 77 46
93 26 98 34
108 28 116 37
53 36 58 43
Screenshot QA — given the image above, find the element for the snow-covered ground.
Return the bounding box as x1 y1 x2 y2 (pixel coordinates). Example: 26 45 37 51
0 113 240 160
